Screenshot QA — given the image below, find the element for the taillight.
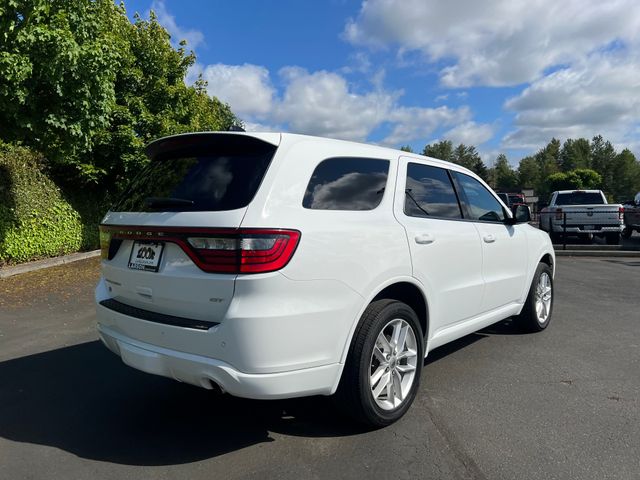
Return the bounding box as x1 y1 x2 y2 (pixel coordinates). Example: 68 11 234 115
619 206 624 220
186 230 300 273
555 208 563 220
99 225 300 274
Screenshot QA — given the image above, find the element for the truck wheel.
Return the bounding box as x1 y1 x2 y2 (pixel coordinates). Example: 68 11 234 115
516 263 554 333
335 300 423 427
622 228 632 239
605 232 621 245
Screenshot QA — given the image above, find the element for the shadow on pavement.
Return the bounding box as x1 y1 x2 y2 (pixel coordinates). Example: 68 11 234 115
0 326 509 466
0 341 366 466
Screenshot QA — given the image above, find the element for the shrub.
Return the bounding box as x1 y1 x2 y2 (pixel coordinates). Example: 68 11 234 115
0 143 102 265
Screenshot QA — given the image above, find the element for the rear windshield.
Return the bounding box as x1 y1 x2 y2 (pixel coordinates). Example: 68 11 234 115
113 136 277 212
555 192 604 206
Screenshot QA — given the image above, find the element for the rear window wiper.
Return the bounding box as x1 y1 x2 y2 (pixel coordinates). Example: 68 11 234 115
144 197 195 208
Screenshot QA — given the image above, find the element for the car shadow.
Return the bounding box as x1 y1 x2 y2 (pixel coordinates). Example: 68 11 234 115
0 329 501 466
0 341 370 466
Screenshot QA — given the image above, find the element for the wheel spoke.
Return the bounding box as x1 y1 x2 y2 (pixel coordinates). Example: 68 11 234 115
392 370 403 401
373 345 386 363
370 365 386 387
386 374 394 401
396 363 416 373
396 325 409 353
391 321 402 347
397 348 417 360
376 332 392 353
372 371 391 398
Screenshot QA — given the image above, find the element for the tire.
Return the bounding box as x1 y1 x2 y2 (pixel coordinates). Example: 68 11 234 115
335 299 424 427
516 263 554 333
605 232 621 245
621 227 632 240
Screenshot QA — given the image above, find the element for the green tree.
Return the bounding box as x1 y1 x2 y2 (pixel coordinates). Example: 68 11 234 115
0 0 124 166
517 155 541 190
422 140 453 161
0 1 239 189
451 144 488 180
559 138 591 171
608 149 640 201
572 168 602 189
400 145 414 153
544 168 601 193
493 153 518 191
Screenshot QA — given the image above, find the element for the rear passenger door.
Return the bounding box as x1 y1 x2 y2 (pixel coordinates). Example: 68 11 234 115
451 171 528 312
394 158 484 334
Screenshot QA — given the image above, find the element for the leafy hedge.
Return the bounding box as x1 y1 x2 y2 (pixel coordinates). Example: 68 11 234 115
0 144 103 265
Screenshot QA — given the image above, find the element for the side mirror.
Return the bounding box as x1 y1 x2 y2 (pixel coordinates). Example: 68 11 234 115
506 204 531 225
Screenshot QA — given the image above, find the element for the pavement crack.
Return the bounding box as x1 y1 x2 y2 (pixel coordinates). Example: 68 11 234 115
423 396 488 480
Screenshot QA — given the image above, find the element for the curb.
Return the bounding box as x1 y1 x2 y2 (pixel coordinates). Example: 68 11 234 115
0 250 101 279
555 250 640 257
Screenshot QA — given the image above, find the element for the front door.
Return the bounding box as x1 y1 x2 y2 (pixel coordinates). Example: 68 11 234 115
394 158 484 336
451 172 528 312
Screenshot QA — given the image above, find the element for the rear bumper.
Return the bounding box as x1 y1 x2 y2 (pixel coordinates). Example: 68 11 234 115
95 272 363 398
98 324 341 399
553 225 622 233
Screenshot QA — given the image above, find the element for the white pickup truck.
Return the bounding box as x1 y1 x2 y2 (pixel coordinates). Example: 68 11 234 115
539 190 624 244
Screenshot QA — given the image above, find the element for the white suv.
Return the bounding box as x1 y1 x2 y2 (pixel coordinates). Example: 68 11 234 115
96 132 555 426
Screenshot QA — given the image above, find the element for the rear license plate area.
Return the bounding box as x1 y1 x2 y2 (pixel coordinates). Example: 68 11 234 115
128 241 165 272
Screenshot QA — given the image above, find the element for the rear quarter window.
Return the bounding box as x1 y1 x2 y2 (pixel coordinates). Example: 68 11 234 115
303 157 390 211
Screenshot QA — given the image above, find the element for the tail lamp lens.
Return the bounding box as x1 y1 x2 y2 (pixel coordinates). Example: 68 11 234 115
555 208 563 220
187 231 299 273
619 207 624 220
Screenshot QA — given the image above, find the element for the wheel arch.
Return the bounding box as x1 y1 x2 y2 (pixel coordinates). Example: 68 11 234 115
330 277 430 394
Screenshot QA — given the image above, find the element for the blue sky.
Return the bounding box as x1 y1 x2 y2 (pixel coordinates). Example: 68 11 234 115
123 0 640 165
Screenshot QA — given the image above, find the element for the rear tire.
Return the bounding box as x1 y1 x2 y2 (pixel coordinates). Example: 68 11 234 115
516 263 554 333
335 300 424 428
621 228 632 239
605 232 621 245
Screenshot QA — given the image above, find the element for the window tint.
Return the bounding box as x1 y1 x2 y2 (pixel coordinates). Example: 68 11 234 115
303 157 389 210
555 192 604 205
404 163 462 219
113 136 276 212
453 172 505 222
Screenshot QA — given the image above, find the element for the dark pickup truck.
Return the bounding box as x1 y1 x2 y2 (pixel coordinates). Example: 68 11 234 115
622 194 640 239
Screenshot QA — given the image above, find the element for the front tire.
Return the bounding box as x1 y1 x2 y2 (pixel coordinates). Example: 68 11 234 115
336 300 424 427
516 263 554 332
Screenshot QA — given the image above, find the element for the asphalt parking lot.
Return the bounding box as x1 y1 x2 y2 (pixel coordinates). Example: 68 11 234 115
1 256 638 480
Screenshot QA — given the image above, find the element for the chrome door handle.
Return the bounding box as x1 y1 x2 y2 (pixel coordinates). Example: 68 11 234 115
415 233 435 244
483 234 496 243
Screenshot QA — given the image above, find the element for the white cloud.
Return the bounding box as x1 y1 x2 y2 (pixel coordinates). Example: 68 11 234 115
275 68 394 141
383 106 471 145
196 62 488 146
503 52 640 151
151 0 204 50
345 0 640 87
443 121 495 146
196 63 275 117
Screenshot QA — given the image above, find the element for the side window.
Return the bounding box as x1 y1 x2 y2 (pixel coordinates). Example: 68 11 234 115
404 163 462 219
453 172 505 222
303 157 389 210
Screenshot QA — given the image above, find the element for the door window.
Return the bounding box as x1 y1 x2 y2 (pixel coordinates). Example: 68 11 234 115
404 163 462 219
453 172 505 222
